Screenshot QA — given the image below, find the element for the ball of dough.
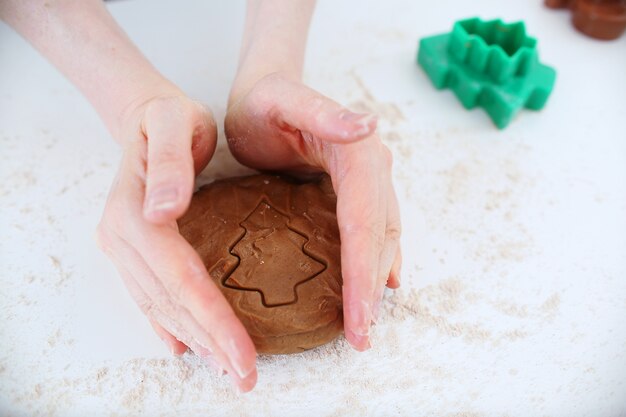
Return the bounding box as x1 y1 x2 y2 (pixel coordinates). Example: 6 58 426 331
178 174 343 354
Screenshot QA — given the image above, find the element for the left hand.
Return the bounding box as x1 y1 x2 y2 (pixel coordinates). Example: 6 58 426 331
96 92 258 392
225 72 402 351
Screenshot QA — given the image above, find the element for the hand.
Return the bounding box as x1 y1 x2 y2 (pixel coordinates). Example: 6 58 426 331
96 89 258 392
1 0 260 392
225 72 402 351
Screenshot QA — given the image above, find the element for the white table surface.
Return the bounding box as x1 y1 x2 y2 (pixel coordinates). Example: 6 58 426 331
1 1 625 416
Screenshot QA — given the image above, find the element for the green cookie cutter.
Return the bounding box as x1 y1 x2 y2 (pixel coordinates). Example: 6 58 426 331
418 17 556 129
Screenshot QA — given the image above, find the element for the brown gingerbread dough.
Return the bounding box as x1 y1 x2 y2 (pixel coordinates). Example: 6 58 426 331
178 174 343 354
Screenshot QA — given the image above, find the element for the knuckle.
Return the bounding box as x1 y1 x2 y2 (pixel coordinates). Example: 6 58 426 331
192 100 215 120
151 140 184 164
145 96 198 132
138 298 155 316
341 222 386 251
171 261 206 303
183 279 220 310
97 203 128 239
153 297 176 321
305 96 326 113
258 71 284 87
374 232 387 251
245 87 272 115
245 72 287 113
386 222 402 243
94 222 113 253
146 96 187 117
147 159 190 188
174 266 224 320
149 307 183 337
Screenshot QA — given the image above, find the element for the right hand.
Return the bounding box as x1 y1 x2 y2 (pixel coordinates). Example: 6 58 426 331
225 73 402 351
95 89 258 392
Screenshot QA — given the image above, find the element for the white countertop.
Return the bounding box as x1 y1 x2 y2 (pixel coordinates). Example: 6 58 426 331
1 1 625 416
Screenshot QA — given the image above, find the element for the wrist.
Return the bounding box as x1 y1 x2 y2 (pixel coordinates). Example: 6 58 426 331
0 0 182 143
228 69 298 110
229 0 316 106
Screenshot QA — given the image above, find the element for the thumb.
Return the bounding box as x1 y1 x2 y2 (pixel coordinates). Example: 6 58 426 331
265 75 378 143
141 97 202 224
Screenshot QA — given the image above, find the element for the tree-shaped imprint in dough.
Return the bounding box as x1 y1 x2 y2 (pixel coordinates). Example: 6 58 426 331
224 200 326 307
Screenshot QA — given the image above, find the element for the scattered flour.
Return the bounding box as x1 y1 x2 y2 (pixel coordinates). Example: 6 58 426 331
0 276 562 416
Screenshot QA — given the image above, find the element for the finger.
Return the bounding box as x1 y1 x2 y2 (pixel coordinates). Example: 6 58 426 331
136 226 258 388
99 225 196 358
372 242 394 324
147 303 222 371
100 238 191 357
332 140 386 351
371 245 400 323
106 226 230 376
142 97 200 223
119 136 257 391
150 318 188 356
258 74 377 143
373 177 402 321
387 249 402 289
98 139 201 358
148 308 226 376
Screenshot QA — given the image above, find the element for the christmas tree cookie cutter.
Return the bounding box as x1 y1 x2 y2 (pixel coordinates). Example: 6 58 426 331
417 17 557 129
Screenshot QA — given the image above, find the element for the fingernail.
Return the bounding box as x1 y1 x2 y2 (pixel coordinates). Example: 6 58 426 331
227 338 255 380
339 111 377 135
339 111 371 122
146 186 179 213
